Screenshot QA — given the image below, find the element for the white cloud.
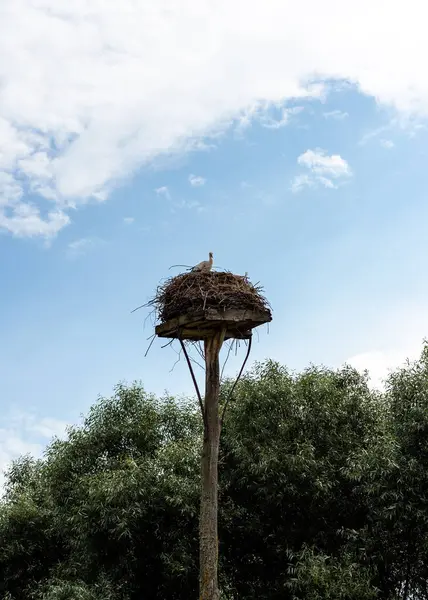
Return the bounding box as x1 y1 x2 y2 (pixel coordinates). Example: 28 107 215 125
1 0 428 236
323 109 349 120
0 209 69 238
290 174 315 193
155 186 171 200
66 236 101 259
291 148 352 192
189 174 206 187
0 171 69 238
360 116 424 146
234 102 307 134
0 172 23 206
298 149 351 177
123 216 135 224
0 412 68 492
380 139 395 149
0 433 40 491
259 105 305 129
28 416 68 439
347 350 409 390
172 199 202 212
343 305 428 389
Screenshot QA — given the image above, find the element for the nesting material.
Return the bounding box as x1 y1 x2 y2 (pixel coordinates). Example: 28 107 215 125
152 271 270 322
151 271 272 341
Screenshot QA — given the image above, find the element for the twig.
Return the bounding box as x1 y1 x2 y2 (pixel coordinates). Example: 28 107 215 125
202 290 208 311
131 303 147 314
189 354 205 371
220 340 234 381
144 334 156 357
169 264 193 270
193 341 206 363
170 349 182 372
161 339 175 349
179 339 205 424
221 335 252 425
144 309 155 329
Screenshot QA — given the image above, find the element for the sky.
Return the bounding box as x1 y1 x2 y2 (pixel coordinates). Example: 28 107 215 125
1 0 428 485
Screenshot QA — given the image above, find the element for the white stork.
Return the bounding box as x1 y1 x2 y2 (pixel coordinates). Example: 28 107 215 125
192 252 214 272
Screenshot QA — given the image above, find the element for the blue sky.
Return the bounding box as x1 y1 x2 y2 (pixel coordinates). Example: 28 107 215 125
1 0 428 483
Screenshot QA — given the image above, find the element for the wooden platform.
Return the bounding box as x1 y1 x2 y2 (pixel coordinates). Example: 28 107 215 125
155 308 272 341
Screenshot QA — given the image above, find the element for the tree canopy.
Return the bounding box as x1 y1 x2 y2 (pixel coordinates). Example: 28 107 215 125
2 347 428 599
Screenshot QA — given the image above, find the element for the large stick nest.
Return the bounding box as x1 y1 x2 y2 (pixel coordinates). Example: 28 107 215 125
149 271 271 323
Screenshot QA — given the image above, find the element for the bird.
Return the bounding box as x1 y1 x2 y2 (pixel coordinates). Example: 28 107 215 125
192 252 214 272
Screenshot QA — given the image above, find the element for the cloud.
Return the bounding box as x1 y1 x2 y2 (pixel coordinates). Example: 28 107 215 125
66 237 101 259
347 350 408 390
291 148 352 192
155 186 171 201
0 207 69 238
359 125 390 146
1 1 428 237
259 105 305 129
234 103 307 134
28 418 68 439
172 199 202 212
298 149 351 177
0 172 69 237
360 116 424 147
323 109 349 120
123 216 135 224
343 306 428 390
290 174 315 193
189 174 206 187
380 139 395 149
0 412 68 492
0 433 41 491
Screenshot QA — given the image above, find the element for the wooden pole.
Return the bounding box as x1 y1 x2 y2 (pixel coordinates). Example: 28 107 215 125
200 328 226 600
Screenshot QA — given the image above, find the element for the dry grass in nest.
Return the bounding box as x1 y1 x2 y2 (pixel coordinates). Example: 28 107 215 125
149 271 271 323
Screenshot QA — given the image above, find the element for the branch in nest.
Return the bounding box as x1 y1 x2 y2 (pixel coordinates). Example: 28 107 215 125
169 264 193 270
170 348 182 372
144 334 156 357
179 339 205 423
147 270 271 324
221 336 252 425
220 340 235 381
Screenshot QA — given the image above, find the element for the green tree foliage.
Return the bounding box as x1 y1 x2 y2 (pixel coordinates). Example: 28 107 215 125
1 386 202 600
286 546 377 600
1 349 428 599
375 344 428 600
219 360 392 599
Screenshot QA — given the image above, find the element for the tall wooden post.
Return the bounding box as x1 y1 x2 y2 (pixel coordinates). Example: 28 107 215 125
199 328 225 600
155 300 271 599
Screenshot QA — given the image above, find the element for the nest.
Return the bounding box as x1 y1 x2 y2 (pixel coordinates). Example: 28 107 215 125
150 271 271 324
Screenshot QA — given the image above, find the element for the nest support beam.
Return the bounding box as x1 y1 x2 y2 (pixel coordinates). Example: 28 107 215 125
199 328 225 600
155 306 271 600
155 308 271 342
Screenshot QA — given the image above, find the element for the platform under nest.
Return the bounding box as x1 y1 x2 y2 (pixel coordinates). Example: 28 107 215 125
151 271 272 341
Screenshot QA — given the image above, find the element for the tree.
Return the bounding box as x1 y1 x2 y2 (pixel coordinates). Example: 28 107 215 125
286 546 377 600
1 384 202 600
2 355 428 598
219 360 390 599
373 343 428 599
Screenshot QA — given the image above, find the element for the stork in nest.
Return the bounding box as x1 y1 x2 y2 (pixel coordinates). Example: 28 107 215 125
192 252 214 273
